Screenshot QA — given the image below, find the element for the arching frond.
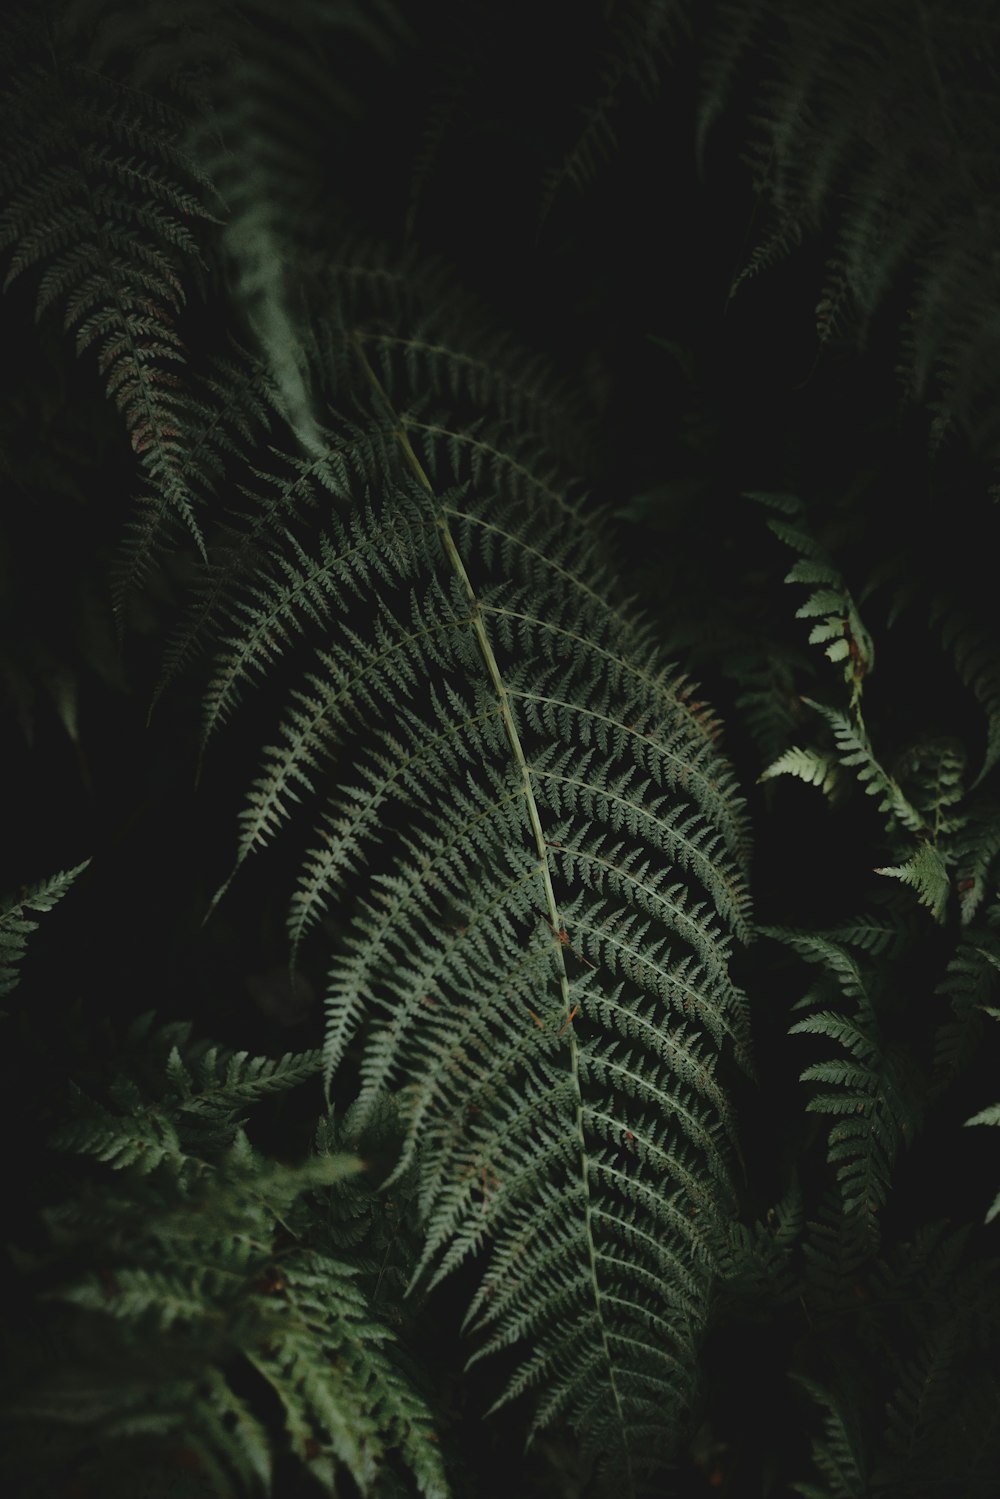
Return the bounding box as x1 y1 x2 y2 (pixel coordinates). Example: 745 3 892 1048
187 254 751 1487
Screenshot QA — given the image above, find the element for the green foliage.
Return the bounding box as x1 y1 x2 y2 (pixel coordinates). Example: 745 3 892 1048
0 13 216 563
0 861 89 999
3 1015 445 1499
699 1 1000 470
764 927 922 1243
177 251 752 1481
3 3 1000 1497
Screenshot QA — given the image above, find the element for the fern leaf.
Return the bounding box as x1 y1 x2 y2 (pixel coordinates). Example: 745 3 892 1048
933 927 1000 1087
0 860 89 998
875 841 950 922
0 29 217 558
804 698 924 833
791 1375 868 1499
19 1017 445 1499
759 744 842 800
190 263 751 1485
767 927 920 1240
749 490 874 706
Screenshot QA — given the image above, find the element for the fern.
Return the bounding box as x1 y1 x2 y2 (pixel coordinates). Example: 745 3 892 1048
0 12 216 564
874 842 950 923
748 490 874 709
160 248 755 1487
791 1374 868 1499
0 860 89 1000
763 928 921 1243
759 743 842 801
699 3 1000 467
5 1016 446 1499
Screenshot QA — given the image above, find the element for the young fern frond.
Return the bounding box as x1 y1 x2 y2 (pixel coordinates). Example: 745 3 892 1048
759 744 842 802
765 697 926 846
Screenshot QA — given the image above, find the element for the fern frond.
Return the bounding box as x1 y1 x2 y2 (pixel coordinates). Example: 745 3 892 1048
765 927 920 1240
748 490 874 709
11 1021 446 1499
0 25 216 557
0 860 89 998
695 0 768 174
115 343 278 610
802 699 924 834
932 923 1000 1088
791 1374 868 1499
759 744 843 801
540 0 688 220
705 3 1000 465
874 841 950 923
187 259 751 1485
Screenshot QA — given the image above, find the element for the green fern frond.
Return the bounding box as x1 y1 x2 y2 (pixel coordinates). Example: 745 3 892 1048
953 807 1000 923
879 1319 960 1477
801 699 924 834
764 928 920 1241
790 1374 868 1499
115 344 279 610
184 257 751 1485
932 924 1000 1088
874 841 950 923
759 744 842 801
0 20 217 558
748 491 874 709
705 3 1000 465
0 860 89 999
893 736 966 838
540 0 688 221
9 1020 446 1499
800 1201 871 1317
695 0 768 174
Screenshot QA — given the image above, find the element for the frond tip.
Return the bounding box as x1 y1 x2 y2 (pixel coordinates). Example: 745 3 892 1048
0 859 90 998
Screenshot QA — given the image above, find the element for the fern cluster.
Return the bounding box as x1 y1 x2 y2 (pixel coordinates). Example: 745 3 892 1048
3 2 1000 1496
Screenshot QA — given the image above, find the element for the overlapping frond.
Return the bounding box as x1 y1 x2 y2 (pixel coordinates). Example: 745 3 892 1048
699 2 1000 467
6 1016 445 1499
